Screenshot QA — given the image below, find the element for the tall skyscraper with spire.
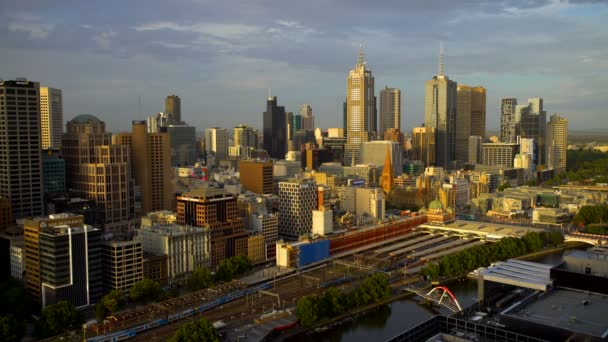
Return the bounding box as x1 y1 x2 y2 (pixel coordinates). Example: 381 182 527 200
424 42 457 168
345 48 375 165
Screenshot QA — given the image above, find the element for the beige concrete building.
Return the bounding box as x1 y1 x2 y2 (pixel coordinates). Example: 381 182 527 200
138 215 210 285
63 114 135 233
379 86 401 137
40 87 63 150
345 49 375 165
102 239 144 293
130 121 174 214
546 114 568 174
413 126 435 167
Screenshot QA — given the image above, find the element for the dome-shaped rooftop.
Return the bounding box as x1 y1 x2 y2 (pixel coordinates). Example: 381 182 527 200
429 199 443 210
71 114 103 124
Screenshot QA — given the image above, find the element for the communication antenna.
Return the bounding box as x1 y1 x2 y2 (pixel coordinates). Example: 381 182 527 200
138 95 142 118
357 43 366 66
438 41 445 76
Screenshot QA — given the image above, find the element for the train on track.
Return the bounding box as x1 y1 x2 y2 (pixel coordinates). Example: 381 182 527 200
87 282 272 342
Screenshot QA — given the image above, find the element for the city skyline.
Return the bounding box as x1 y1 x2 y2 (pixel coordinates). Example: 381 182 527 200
1 1 607 132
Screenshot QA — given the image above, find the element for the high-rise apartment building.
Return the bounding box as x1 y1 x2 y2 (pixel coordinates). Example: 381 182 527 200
481 143 519 168
165 94 181 123
131 121 174 214
40 87 63 150
546 114 568 174
468 136 482 164
288 112 302 143
239 160 274 194
24 214 88 302
0 197 12 230
263 96 287 159
63 114 135 233
455 85 486 163
300 104 314 130
500 98 518 143
102 239 144 294
379 86 401 137
424 45 457 168
277 178 317 240
176 188 248 269
205 127 228 163
0 79 44 219
39 224 102 308
233 125 258 149
345 49 375 165
42 149 66 194
412 126 436 167
470 86 486 138
168 124 197 166
519 98 547 166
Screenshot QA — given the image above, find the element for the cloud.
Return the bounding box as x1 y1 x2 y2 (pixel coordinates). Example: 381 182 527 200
132 21 259 40
7 22 52 39
93 30 117 50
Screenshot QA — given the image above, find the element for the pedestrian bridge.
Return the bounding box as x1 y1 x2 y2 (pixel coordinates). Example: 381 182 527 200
565 233 605 246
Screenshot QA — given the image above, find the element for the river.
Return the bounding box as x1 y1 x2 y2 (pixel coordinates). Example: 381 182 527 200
288 250 570 342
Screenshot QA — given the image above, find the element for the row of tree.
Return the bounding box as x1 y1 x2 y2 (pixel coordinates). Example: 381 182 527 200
572 203 608 227
420 231 563 280
0 278 34 341
566 149 608 183
188 255 252 291
96 256 253 321
295 273 391 327
169 317 219 342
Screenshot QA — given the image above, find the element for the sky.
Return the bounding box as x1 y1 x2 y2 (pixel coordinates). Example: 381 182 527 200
1 0 607 133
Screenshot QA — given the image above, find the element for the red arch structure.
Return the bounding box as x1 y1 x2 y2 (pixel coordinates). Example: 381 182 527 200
426 286 462 312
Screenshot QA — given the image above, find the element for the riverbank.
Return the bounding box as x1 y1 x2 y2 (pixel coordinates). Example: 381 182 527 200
278 280 419 341
515 241 588 261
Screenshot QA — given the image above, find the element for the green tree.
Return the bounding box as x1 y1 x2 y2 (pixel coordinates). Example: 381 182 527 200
295 295 320 327
101 289 126 313
95 303 107 322
547 231 565 246
319 288 346 318
35 301 82 338
0 316 24 342
189 267 214 291
129 278 161 303
525 179 537 186
214 255 252 283
522 232 544 252
169 318 219 342
497 182 512 192
0 278 32 319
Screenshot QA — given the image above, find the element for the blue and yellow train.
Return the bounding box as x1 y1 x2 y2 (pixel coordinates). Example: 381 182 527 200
87 282 271 342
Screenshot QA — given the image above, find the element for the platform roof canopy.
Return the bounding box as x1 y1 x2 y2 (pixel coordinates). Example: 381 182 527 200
479 259 555 291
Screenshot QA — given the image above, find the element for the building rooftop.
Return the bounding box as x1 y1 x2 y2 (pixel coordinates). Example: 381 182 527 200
505 288 608 338
418 220 545 239
479 259 555 291
70 114 103 124
40 224 98 237
181 186 232 200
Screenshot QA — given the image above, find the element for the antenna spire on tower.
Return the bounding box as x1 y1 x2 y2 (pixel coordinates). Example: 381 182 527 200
438 41 445 76
357 44 366 66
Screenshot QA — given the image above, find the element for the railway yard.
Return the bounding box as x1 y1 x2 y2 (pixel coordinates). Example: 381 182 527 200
83 225 498 342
